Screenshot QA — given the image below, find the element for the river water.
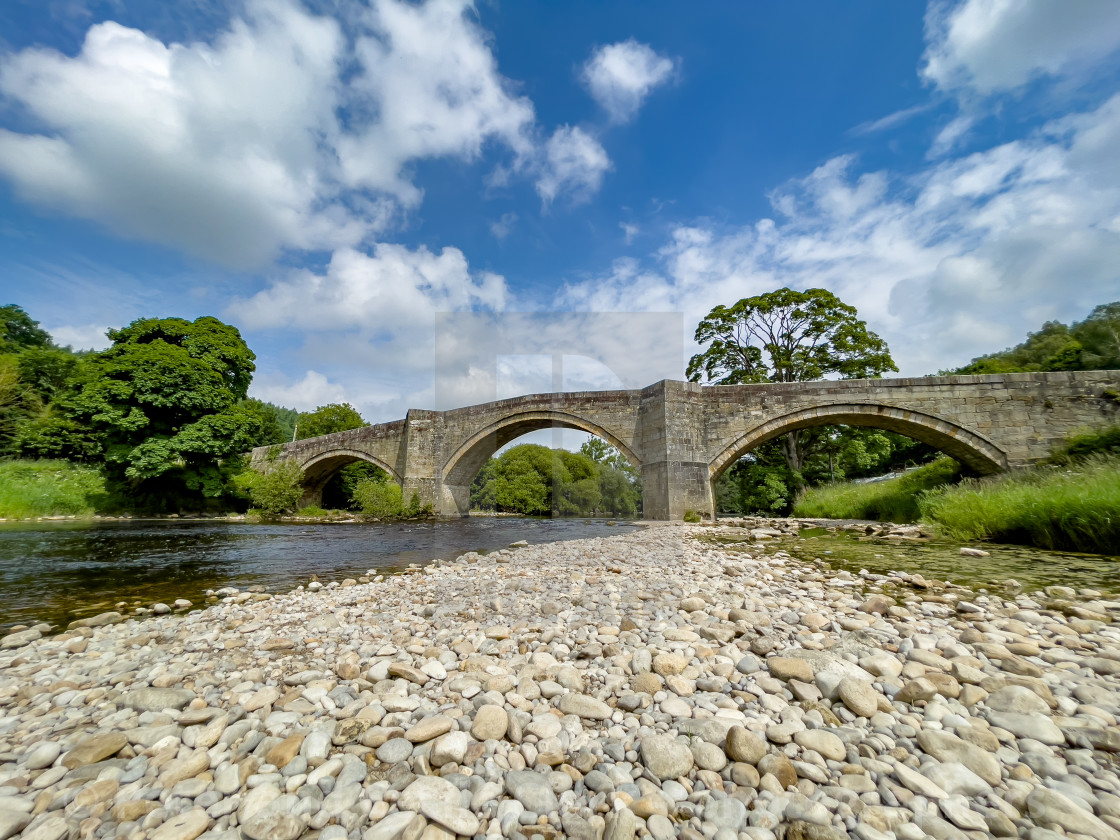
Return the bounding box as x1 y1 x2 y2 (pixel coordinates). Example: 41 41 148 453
4 517 1116 634
0 517 639 631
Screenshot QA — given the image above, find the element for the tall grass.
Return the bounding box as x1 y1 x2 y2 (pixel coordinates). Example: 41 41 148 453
0 459 108 518
918 455 1120 554
792 458 962 522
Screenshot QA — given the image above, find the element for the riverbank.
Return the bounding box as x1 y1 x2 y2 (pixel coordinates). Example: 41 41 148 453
793 455 1120 554
2 525 1118 840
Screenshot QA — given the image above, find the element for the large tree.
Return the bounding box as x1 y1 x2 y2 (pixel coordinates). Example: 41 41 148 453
687 288 897 476
57 316 264 502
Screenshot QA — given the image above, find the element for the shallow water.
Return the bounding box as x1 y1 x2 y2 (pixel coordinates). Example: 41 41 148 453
780 529 1119 595
0 517 639 631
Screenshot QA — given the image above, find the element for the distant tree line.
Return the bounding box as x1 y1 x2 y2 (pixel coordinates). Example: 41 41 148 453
947 302 1120 375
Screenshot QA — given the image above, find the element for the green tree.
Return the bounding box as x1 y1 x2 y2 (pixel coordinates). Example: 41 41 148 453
0 304 54 353
688 288 896 476
295 403 367 440
1073 302 1120 370
0 356 41 454
56 316 261 505
16 347 79 402
580 438 641 515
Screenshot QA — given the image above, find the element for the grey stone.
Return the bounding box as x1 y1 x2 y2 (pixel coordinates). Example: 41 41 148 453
121 687 196 712
640 734 694 780
504 771 559 813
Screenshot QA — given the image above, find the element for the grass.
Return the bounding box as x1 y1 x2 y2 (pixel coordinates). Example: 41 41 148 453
0 459 109 518
792 458 962 523
918 455 1120 554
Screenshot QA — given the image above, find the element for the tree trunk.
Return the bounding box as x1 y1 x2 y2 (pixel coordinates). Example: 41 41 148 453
780 431 804 479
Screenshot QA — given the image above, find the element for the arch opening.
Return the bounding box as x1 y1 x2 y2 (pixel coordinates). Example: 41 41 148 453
708 404 1008 518
441 411 642 517
298 449 401 510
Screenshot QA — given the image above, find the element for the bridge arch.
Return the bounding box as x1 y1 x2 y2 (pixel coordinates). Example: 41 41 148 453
440 410 641 516
708 403 1008 483
297 448 402 507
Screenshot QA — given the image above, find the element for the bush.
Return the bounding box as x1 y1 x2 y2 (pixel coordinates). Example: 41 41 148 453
683 509 702 523
353 479 403 518
0 459 110 517
792 458 962 522
234 460 304 515
1049 424 1120 464
918 455 1120 553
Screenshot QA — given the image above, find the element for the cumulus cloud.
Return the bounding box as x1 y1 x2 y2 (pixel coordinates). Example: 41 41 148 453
250 370 349 413
922 0 1120 95
582 39 676 123
535 125 611 206
229 243 507 335
337 0 535 204
560 94 1120 376
0 2 356 267
0 0 590 266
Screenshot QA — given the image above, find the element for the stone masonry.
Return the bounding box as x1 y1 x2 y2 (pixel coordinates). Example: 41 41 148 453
250 371 1120 520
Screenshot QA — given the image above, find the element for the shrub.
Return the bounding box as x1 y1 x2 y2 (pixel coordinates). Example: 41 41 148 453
1049 424 1120 464
683 509 702 523
353 479 403 518
234 460 304 515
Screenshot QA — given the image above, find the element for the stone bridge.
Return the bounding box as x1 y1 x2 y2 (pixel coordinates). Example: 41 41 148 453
251 371 1120 520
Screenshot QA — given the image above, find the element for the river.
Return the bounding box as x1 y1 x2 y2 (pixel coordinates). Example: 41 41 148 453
0 517 640 631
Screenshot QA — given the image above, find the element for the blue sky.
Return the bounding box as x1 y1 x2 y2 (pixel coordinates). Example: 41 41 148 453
1 0 1119 430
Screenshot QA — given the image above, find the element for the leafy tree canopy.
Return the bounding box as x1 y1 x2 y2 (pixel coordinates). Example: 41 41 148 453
56 316 261 501
296 403 367 440
950 301 1119 374
686 287 897 385
688 288 897 477
0 304 54 354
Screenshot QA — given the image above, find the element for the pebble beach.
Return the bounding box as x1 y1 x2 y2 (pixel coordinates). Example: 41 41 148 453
1 522 1119 840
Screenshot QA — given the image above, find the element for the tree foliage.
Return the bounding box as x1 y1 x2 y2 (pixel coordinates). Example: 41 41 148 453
234 459 304 514
688 288 897 479
51 316 263 503
296 403 367 440
470 442 640 517
687 288 896 385
950 301 1120 374
0 305 54 354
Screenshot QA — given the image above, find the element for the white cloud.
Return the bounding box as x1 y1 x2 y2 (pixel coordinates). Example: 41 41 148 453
47 323 111 351
490 212 518 240
928 115 975 157
922 0 1120 95
250 370 348 412
560 94 1120 376
229 242 507 336
536 125 611 206
0 2 358 267
620 222 639 244
582 40 675 123
0 0 548 266
337 0 535 204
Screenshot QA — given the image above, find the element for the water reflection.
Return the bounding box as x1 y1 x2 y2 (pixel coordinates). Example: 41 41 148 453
0 518 637 631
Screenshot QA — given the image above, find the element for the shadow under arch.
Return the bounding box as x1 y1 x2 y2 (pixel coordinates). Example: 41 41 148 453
440 410 642 516
708 403 1008 484
298 448 402 506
